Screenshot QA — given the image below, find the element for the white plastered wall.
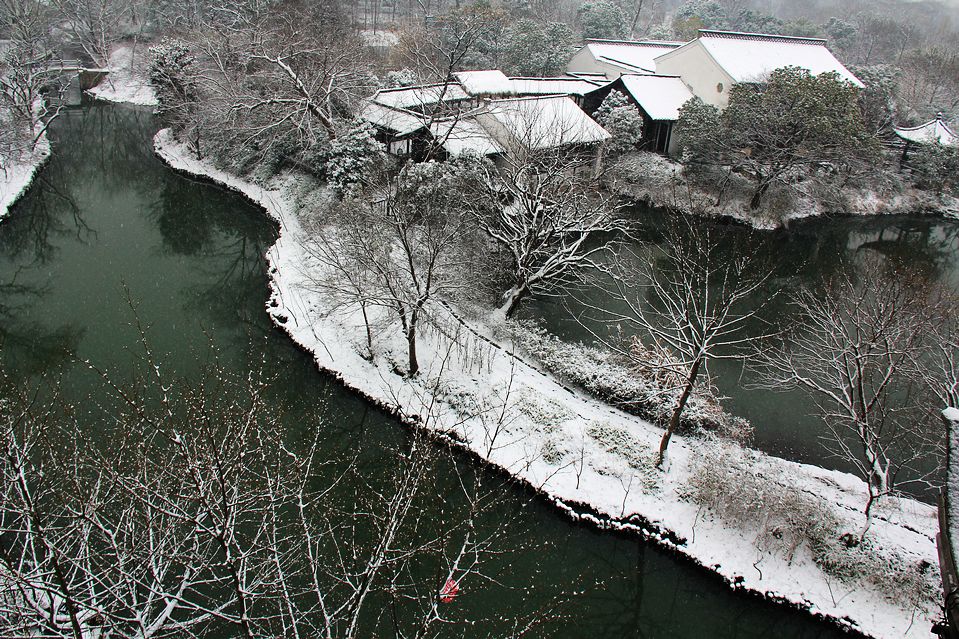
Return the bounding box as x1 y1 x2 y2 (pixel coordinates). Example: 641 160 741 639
566 49 631 80
655 41 735 108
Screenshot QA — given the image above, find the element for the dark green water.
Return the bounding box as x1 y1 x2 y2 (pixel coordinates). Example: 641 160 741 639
0 102 852 638
526 211 959 478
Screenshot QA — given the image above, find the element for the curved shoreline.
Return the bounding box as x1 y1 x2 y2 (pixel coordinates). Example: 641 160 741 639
153 128 940 639
609 152 959 232
0 134 51 223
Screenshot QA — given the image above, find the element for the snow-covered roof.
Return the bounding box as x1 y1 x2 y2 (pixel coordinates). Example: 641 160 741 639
666 30 863 87
371 83 471 109
429 117 503 156
580 39 684 74
455 71 604 97
617 74 695 121
358 102 425 136
894 115 959 146
454 70 513 95
566 71 611 82
509 77 603 96
481 95 610 150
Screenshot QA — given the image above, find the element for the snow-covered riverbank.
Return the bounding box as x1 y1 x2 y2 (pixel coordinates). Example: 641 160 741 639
0 133 50 223
87 45 158 107
610 152 959 231
155 127 942 639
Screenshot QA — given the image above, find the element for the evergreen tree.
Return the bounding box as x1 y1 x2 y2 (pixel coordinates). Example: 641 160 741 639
595 90 644 156
578 0 628 40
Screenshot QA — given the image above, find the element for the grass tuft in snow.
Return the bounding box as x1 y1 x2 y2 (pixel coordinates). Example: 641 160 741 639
687 436 939 606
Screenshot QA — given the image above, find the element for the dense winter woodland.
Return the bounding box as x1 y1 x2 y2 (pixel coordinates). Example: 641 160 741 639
3 0 959 637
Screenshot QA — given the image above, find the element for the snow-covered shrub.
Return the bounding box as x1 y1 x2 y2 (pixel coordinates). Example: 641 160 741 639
908 143 959 196
320 121 385 195
687 437 939 604
501 320 751 440
814 532 938 606
687 437 839 562
385 68 418 88
149 38 195 113
431 376 486 417
587 421 648 470
595 91 644 157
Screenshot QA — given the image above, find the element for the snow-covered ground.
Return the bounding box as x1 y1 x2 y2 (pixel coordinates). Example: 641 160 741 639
87 44 158 107
0 131 50 223
360 29 399 47
155 128 943 639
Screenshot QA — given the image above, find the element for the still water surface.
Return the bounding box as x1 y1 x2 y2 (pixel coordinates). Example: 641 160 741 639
527 211 959 478
0 102 856 637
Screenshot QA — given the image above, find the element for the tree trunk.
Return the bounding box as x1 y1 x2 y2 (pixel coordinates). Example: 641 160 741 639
656 356 702 467
407 326 419 376
749 179 772 210
628 0 645 38
499 282 528 319
360 301 373 359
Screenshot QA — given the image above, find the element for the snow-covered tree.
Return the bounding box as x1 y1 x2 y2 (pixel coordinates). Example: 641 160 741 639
578 0 627 40
502 20 575 77
728 9 782 35
0 42 65 148
823 17 858 53
677 67 881 209
156 3 378 172
149 38 195 108
0 0 68 152
0 350 539 636
307 159 481 375
850 64 900 135
672 0 727 40
899 46 959 117
322 120 385 195
781 18 822 38
397 6 509 84
149 38 200 152
471 151 623 319
908 142 959 196
595 90 644 156
50 0 127 67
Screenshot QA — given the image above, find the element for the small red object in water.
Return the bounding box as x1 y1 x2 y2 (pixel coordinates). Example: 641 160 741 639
439 578 459 603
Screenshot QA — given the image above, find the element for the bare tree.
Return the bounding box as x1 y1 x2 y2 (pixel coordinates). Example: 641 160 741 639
0 0 67 151
302 159 480 376
588 216 772 467
755 261 945 532
51 0 129 67
154 4 377 168
0 339 554 638
0 45 68 150
472 150 623 319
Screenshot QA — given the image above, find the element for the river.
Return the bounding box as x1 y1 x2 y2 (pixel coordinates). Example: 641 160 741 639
526 210 959 483
0 101 857 637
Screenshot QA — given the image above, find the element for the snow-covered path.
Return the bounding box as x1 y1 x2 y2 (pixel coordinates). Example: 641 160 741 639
154 128 942 639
